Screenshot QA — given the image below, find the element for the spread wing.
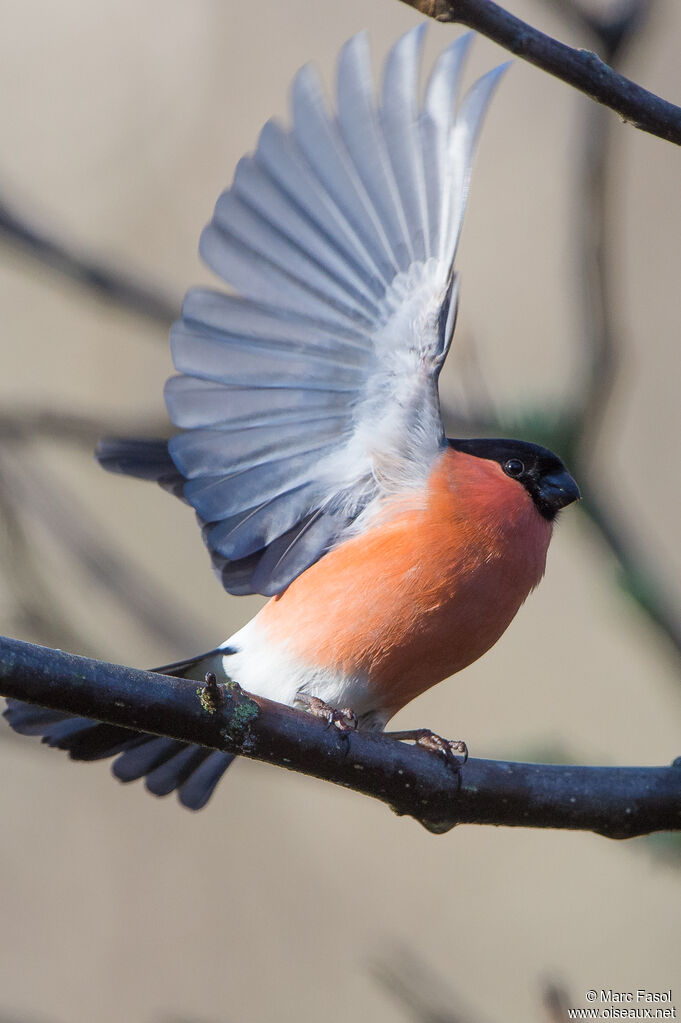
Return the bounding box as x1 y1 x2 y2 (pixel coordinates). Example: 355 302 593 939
166 27 508 596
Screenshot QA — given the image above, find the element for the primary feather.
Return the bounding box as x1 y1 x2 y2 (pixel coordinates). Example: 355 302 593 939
111 28 509 595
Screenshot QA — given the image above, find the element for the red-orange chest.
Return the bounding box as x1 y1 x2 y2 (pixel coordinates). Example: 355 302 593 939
257 448 553 715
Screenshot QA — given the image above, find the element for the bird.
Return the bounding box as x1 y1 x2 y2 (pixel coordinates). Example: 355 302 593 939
4 26 580 810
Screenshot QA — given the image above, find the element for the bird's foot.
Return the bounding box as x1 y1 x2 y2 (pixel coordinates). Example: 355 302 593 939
295 692 358 734
385 728 468 772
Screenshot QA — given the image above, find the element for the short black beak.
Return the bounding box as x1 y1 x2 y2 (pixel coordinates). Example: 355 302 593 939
540 469 581 513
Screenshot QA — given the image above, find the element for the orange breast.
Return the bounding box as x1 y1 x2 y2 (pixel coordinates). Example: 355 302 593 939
257 447 553 717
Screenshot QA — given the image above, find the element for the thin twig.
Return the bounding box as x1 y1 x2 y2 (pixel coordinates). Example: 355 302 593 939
551 0 655 449
550 0 654 59
1 634 680 838
0 448 207 655
0 409 169 448
398 0 681 145
442 0 681 666
0 193 178 327
580 485 681 657
0 466 94 653
547 0 681 661
372 946 481 1022
542 981 573 1023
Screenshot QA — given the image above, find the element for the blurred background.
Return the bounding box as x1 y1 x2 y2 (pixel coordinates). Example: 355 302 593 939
0 0 679 1020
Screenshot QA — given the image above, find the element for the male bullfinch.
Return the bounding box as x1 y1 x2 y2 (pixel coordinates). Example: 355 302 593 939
4 27 580 809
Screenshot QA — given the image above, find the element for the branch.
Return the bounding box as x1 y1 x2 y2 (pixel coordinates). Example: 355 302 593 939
398 0 681 145
1 633 680 838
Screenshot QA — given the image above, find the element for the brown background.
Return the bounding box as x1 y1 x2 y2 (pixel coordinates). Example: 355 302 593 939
0 1 680 1020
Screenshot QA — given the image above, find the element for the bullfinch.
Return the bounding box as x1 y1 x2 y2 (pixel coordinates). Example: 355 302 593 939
4 27 580 809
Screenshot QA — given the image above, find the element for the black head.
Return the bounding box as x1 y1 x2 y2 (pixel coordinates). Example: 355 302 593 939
448 438 580 521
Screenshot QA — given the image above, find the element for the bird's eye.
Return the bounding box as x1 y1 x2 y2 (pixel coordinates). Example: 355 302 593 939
503 458 525 478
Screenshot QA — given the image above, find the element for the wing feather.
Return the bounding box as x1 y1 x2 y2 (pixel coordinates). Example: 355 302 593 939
182 443 338 521
255 120 387 296
170 323 363 388
170 418 349 479
203 481 320 561
421 32 473 258
380 24 429 262
165 376 349 429
212 189 379 319
232 157 383 313
336 32 412 271
199 221 374 327
292 62 398 281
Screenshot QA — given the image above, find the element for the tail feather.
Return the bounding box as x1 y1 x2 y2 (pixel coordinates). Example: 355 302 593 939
143 745 209 798
111 736 187 782
175 750 235 810
2 652 236 809
5 703 71 736
95 437 187 500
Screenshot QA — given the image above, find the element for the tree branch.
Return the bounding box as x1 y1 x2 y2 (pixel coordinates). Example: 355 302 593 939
398 0 681 145
1 633 680 838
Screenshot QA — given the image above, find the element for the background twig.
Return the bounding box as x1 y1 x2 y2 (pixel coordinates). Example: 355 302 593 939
0 192 178 328
0 450 203 653
442 0 681 667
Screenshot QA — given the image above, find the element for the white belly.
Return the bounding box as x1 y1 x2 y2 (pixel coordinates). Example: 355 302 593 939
215 618 387 729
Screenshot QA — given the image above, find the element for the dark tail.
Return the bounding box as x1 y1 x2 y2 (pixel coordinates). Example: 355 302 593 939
95 437 186 500
3 653 235 810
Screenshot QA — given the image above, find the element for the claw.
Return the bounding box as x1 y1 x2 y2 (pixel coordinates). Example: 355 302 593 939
295 692 358 734
385 728 468 772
